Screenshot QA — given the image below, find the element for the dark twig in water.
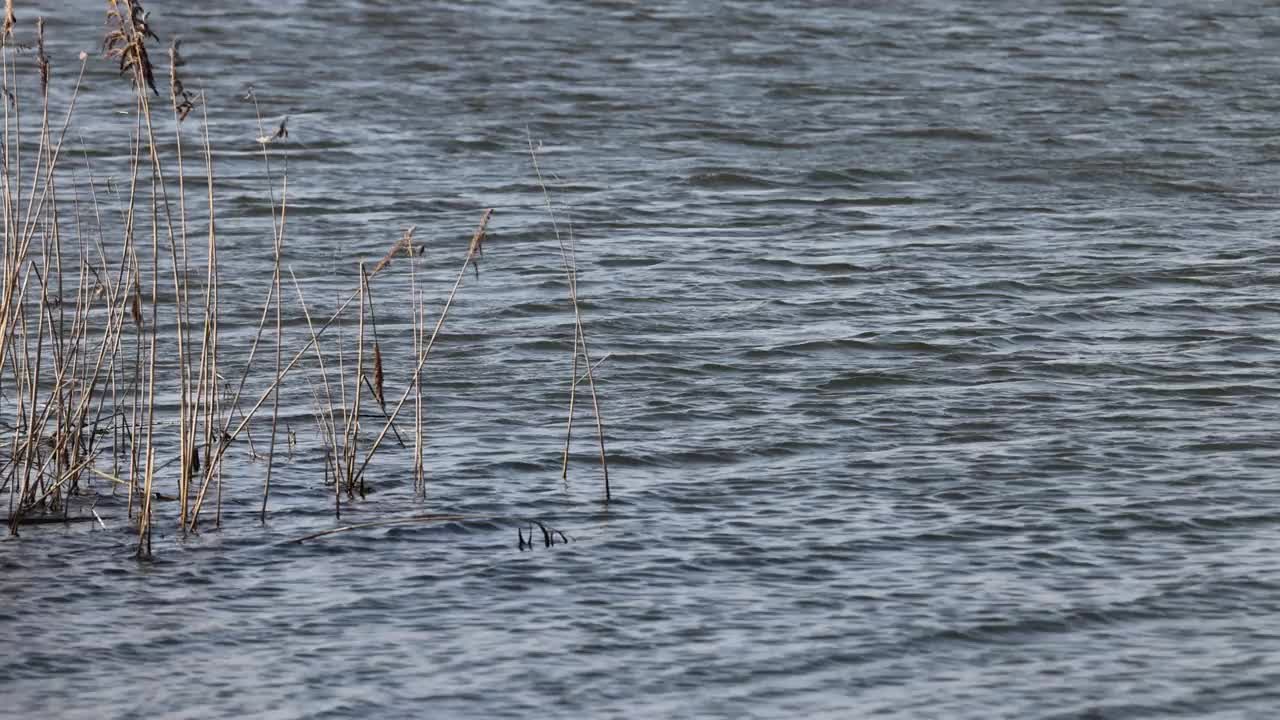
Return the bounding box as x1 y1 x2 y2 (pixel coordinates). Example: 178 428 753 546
282 513 572 548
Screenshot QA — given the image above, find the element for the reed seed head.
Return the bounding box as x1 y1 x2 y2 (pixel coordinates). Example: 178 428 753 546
2 1 14 43
36 18 47 94
129 282 143 329
105 0 160 96
370 226 417 278
168 38 195 121
372 343 385 410
468 209 493 278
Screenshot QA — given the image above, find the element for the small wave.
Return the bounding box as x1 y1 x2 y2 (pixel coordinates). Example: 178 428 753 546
804 167 912 183
597 256 665 268
842 195 929 206
872 127 1001 143
748 257 870 273
817 371 916 390
687 171 782 189
926 600 1160 645
748 337 952 358
1149 178 1239 195
443 137 505 153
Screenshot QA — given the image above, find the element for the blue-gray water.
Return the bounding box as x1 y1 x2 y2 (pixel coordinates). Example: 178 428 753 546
6 1 1280 717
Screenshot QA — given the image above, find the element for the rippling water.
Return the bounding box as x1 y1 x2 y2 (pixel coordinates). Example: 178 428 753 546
7 1 1280 717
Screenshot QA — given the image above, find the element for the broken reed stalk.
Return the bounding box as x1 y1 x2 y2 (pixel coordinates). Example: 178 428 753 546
526 135 610 501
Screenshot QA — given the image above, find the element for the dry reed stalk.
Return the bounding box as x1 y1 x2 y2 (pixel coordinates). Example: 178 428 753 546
245 87 289 523
202 230 433 501
287 268 341 517
208 94 286 477
2 24 97 531
352 267 407 449
334 301 347 511
167 38 197 529
187 97 222 532
207 286 362 473
0 51 89 372
563 308 580 478
358 268 383 409
526 136 610 500
407 232 426 495
137 169 161 559
8 36 55 527
359 236 415 447
348 263 367 496
10 272 47 535
261 170 287 523
103 0 199 556
412 299 425 493
349 209 492 486
200 235 427 493
3 21 22 262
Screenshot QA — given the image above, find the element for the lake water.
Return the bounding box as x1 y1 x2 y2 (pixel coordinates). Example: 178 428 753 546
6 1 1280 717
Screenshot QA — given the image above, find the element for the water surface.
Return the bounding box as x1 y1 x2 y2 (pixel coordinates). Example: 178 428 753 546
6 2 1280 718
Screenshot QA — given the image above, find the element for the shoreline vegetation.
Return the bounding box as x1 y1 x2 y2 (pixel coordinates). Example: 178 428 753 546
0 1 609 557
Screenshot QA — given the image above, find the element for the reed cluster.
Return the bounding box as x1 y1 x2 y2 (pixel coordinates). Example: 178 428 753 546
0 4 612 557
